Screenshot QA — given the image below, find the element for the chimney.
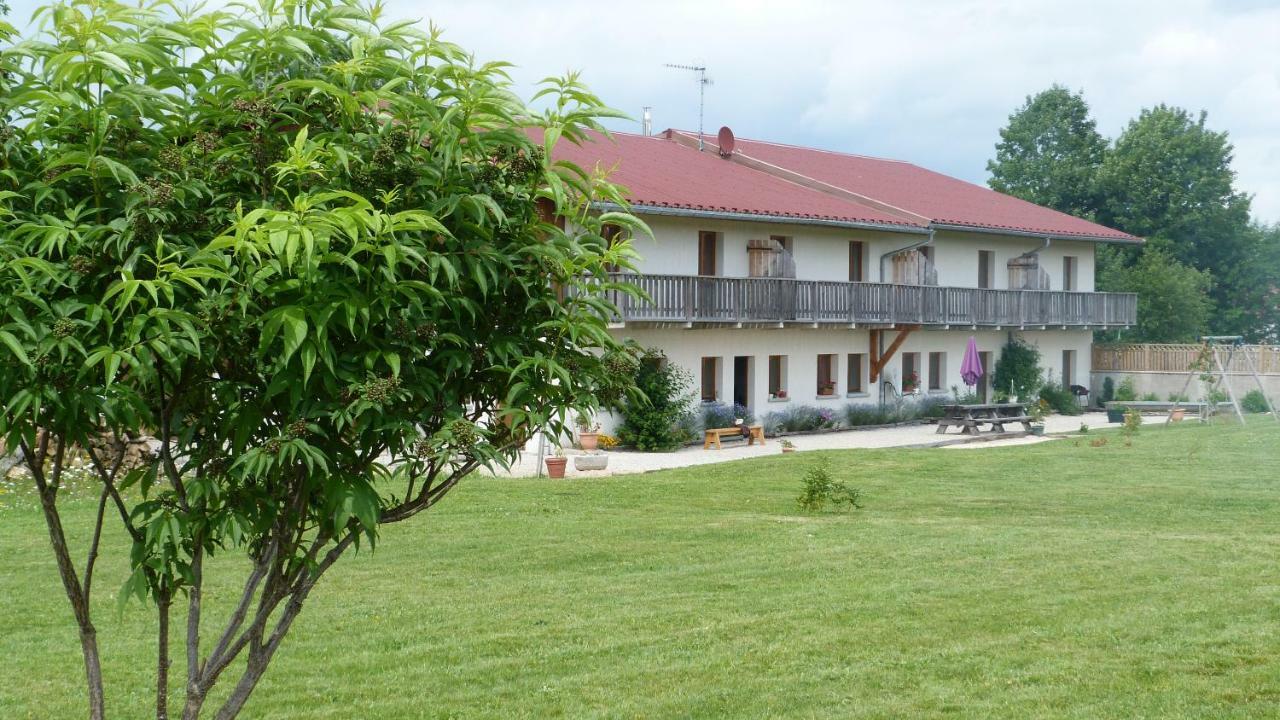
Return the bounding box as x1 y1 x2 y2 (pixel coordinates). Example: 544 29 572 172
641 107 652 136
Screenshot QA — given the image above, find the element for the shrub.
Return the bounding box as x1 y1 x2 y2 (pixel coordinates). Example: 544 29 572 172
698 402 755 431
764 405 839 434
1122 408 1142 446
617 351 697 451
1114 377 1138 401
1242 390 1271 414
796 456 862 512
1100 377 1116 405
845 403 892 427
1140 392 1160 402
1206 388 1229 404
1168 393 1190 403
993 337 1042 400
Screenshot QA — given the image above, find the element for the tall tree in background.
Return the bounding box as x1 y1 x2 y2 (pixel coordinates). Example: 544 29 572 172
1096 105 1266 336
987 85 1107 220
1098 248 1213 342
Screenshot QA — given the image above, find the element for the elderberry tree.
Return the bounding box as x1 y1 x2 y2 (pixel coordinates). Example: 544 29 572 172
0 1 644 717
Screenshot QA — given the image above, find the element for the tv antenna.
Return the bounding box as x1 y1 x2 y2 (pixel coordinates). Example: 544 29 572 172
665 63 711 150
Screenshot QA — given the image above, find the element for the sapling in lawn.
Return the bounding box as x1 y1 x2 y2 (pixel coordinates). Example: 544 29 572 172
0 1 643 717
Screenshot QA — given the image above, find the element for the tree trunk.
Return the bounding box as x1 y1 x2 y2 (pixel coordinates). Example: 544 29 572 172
79 625 106 720
157 591 172 720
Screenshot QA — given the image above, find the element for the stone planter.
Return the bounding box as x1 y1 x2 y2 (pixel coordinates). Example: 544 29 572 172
573 452 609 471
578 432 599 451
1029 424 1045 436
544 457 567 478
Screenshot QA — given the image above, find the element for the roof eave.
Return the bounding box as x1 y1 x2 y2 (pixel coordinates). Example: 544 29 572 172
929 222 1143 245
593 201 931 235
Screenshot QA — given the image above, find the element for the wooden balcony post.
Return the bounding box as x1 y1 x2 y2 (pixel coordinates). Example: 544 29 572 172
683 276 694 321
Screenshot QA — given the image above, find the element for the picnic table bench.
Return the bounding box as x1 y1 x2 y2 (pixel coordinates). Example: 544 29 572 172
703 425 766 450
936 403 1033 435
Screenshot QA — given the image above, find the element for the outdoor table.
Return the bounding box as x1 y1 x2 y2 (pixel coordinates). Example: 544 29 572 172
936 403 1033 435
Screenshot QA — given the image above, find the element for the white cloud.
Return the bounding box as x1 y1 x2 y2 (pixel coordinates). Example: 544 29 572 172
5 0 1279 221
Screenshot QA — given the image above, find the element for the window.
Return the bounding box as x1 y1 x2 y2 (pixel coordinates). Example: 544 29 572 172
902 352 920 392
700 357 721 402
849 241 866 282
928 352 946 391
1063 256 1078 291
1062 349 1076 388
847 353 865 394
769 234 793 254
768 355 788 399
901 348 921 389
920 246 934 263
978 250 995 289
698 231 719 276
817 354 838 396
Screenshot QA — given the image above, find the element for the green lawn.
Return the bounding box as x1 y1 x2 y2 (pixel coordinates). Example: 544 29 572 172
2 421 1280 718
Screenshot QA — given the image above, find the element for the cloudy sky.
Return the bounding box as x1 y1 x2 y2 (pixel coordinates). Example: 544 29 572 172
7 0 1280 222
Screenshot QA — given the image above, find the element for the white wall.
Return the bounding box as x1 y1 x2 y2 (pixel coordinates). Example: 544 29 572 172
599 326 1095 432
628 215 1100 291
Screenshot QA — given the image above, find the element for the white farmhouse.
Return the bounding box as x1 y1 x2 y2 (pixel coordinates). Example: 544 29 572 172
553 127 1139 421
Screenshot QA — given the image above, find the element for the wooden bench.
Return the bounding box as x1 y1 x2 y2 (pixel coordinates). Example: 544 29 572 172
703 425 765 450
937 403 1033 435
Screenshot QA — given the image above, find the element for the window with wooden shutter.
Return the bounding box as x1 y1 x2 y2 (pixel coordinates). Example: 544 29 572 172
849 241 865 282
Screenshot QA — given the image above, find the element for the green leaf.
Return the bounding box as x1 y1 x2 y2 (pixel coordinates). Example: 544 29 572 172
0 331 31 367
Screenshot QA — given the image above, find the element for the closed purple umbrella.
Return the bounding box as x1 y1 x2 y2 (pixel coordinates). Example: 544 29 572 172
960 336 984 387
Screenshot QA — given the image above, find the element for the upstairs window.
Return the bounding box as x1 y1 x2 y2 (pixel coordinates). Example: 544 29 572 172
849 241 866 282
698 231 720 276
1063 256 1078 291
978 250 995 289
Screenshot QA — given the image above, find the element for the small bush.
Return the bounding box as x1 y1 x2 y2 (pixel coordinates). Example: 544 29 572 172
1122 408 1142 446
1114 377 1137 402
1140 392 1160 402
764 405 839 434
844 403 892 426
993 337 1042 400
699 402 754 431
796 456 862 512
1206 388 1229 404
1100 377 1116 405
1039 381 1082 416
1168 393 1190 403
1242 390 1271 414
616 350 697 451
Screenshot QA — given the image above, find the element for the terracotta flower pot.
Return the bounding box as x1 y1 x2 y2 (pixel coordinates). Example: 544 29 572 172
578 432 599 451
544 457 567 478
1171 408 1185 422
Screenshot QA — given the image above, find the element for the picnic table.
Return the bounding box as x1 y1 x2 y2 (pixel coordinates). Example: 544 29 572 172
936 403 1033 435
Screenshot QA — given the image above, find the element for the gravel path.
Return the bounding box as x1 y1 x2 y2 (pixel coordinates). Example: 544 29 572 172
483 411 1162 478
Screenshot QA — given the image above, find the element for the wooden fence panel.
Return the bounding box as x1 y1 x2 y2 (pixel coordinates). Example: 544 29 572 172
1093 344 1280 374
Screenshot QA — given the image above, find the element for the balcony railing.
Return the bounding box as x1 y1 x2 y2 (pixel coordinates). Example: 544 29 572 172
602 273 1136 328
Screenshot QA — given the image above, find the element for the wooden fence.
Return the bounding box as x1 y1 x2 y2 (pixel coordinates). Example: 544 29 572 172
1092 344 1280 374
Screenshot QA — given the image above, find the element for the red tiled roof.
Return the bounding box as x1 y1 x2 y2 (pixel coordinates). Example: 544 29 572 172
676 131 1138 242
545 130 926 230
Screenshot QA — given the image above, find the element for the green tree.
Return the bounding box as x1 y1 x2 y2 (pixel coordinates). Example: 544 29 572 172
0 1 642 718
1097 105 1254 334
987 85 1108 219
1099 247 1212 342
993 336 1042 401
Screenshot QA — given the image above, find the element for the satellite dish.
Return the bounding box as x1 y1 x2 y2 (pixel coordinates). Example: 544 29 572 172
717 126 735 157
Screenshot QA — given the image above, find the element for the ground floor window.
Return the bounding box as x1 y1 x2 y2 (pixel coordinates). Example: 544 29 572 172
847 353 865 394
817 354 838 396
1062 349 1076 388
928 352 946 391
901 352 920 393
700 356 721 402
768 355 788 399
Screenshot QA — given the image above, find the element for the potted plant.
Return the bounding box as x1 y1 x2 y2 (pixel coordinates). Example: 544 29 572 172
1028 400 1047 436
902 372 920 394
818 381 835 396
1106 404 1126 423
1170 406 1186 422
544 448 567 478
780 439 796 453
575 414 600 451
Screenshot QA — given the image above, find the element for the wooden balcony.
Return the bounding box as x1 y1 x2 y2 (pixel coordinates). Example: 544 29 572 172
601 273 1137 328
